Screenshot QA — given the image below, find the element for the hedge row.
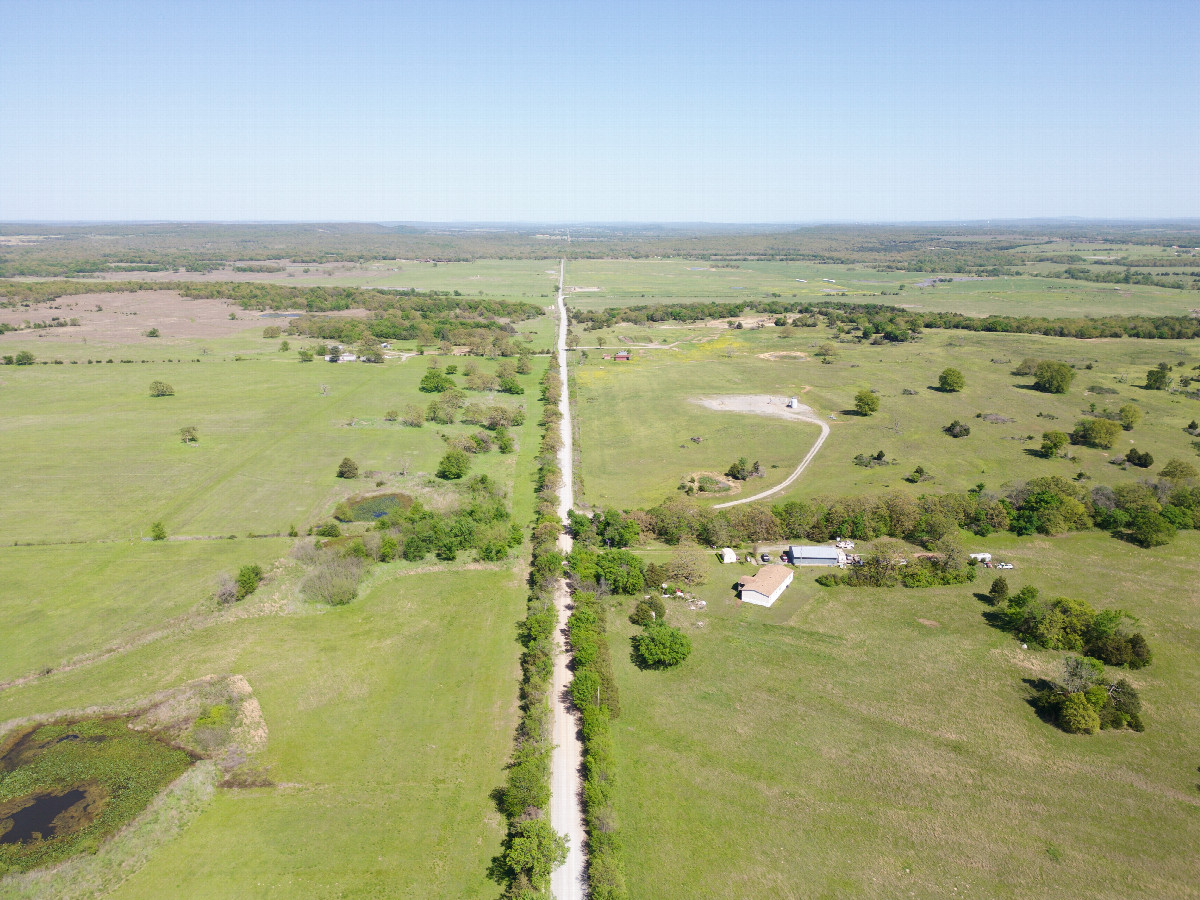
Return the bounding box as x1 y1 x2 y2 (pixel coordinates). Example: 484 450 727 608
567 591 627 899
496 361 569 897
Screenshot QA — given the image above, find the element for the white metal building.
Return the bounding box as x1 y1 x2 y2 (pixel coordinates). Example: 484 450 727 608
788 545 847 567
719 548 738 564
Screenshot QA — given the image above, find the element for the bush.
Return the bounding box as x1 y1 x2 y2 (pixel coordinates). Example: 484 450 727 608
149 380 174 397
629 597 665 626
1118 403 1141 431
1160 458 1199 481
943 419 971 438
150 521 167 541
262 325 282 338
988 575 1009 605
419 370 455 393
938 367 965 392
314 522 341 538
1040 430 1069 458
337 457 359 479
1033 360 1075 394
300 554 365 605
632 623 692 669
1125 448 1154 468
235 564 263 600
1145 364 1172 391
14 350 35 365
436 448 471 480
854 389 879 415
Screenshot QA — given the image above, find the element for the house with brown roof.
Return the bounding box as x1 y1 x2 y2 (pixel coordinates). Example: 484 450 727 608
738 564 794 607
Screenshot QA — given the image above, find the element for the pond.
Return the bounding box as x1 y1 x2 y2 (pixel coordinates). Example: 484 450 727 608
1 788 91 844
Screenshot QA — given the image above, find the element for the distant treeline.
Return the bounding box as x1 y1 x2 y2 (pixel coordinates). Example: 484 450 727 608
573 299 1200 340
1059 267 1200 291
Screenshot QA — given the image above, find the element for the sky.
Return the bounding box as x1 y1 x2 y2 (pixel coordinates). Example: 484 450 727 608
1 0 1198 222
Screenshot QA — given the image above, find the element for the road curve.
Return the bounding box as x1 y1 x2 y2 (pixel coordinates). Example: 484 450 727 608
711 402 830 509
550 260 588 900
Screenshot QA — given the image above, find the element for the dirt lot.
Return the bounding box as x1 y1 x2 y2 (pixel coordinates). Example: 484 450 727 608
0 291 249 343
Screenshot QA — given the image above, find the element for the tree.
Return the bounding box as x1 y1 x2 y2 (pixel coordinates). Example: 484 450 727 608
595 549 646 594
943 419 970 438
437 449 471 480
725 457 752 480
632 623 693 669
938 367 965 392
630 598 666 626
149 380 174 397
854 389 879 416
1160 458 1198 481
1041 430 1069 458
1117 403 1141 431
498 375 525 395
1071 417 1122 449
150 521 167 541
280 340 290 352
988 575 1009 605
1125 448 1153 468
14 350 35 365
1033 360 1075 394
337 457 359 479
262 325 282 338
298 349 314 362
1145 363 1172 391
179 425 198 444
503 819 568 893
419 370 455 393
1059 692 1101 734
1128 509 1175 548
664 545 708 585
402 404 425 427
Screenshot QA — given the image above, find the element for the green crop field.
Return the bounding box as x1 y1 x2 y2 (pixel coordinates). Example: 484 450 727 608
570 323 1200 511
607 530 1200 899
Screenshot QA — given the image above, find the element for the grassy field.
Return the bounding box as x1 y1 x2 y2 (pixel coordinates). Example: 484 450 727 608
1 566 526 899
608 530 1200 899
570 323 1200 511
289 258 561 302
561 259 1198 317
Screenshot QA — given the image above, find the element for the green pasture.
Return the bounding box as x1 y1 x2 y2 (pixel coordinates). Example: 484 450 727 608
0 347 545 544
289 258 560 301
560 259 1198 317
570 325 1200 510
0 567 526 899
610 530 1200 899
0 539 288 686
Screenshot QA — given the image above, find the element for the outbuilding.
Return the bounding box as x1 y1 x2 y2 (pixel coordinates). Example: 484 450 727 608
969 552 992 562
719 548 738 564
614 350 631 361
738 564 794 607
788 545 847 567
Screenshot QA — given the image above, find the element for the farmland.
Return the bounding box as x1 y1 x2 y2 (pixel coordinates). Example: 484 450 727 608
3 224 1200 898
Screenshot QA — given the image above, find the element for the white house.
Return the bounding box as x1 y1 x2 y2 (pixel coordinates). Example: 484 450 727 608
738 565 794 607
788 545 847 567
719 548 738 564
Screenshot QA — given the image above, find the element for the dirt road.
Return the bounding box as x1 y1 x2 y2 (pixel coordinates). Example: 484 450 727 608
550 261 588 900
690 394 831 509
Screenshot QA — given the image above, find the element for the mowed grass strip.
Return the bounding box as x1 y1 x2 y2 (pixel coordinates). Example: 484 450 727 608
0 567 526 898
609 532 1200 899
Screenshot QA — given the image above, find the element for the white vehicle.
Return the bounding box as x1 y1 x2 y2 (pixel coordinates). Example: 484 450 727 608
996 562 1014 570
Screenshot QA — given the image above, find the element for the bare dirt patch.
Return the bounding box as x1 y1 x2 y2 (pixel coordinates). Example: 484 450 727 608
757 350 808 361
684 471 742 496
916 618 940 628
0 291 247 343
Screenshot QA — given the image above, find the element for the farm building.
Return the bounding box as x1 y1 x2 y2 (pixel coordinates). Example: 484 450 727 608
719 548 738 564
788 545 847 567
614 350 631 361
738 565 794 607
969 552 992 562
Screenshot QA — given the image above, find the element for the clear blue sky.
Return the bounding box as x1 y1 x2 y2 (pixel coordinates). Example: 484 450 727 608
2 0 1197 222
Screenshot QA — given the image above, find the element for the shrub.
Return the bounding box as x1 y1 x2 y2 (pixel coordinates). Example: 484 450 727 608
337 457 359 479
1160 458 1198 481
235 564 263 600
629 597 665 626
854 389 879 415
150 521 167 541
944 419 971 438
1124 448 1154 468
436 448 471 480
402 404 425 427
149 380 174 397
1145 364 1172 391
499 375 525 394
632 623 692 669
938 367 965 392
14 350 36 365
314 522 341 538
179 425 198 443
262 325 282 338
300 554 365 605
384 408 399 421
419 370 455 393
1118 403 1142 430
214 574 238 605
1040 430 1069 457
1033 360 1075 394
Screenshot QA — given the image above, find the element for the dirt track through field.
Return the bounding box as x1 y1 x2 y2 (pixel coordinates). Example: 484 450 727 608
551 260 587 900
691 395 830 508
